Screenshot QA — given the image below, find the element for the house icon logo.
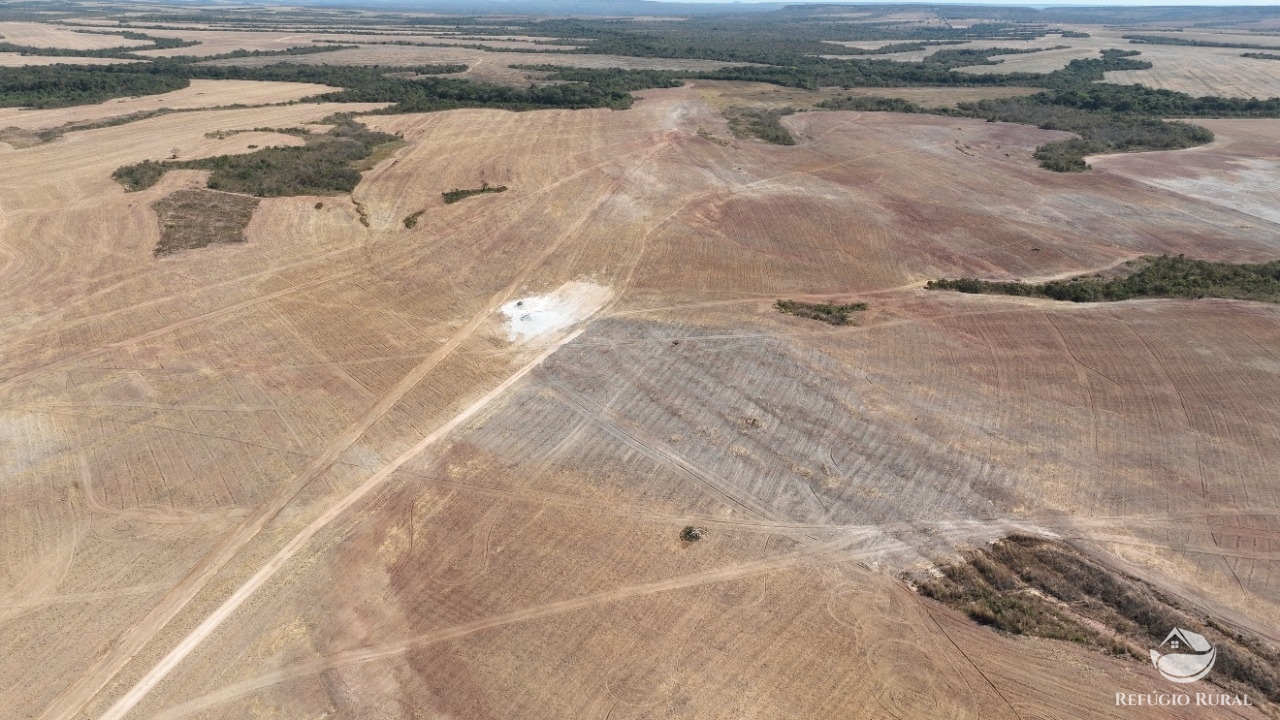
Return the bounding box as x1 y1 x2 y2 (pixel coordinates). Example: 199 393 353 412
1150 628 1216 683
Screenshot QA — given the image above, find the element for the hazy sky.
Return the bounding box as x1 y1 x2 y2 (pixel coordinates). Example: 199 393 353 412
684 0 1280 5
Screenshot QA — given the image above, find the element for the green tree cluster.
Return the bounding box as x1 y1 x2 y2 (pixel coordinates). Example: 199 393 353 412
113 121 400 196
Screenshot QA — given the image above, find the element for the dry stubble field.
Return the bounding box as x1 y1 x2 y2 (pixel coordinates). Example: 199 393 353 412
2 21 1280 720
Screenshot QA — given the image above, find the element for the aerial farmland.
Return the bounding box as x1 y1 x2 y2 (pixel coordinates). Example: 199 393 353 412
2 2 1280 718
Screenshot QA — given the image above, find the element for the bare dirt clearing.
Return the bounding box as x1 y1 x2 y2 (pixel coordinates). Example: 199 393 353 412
2 74 1278 720
1090 119 1280 226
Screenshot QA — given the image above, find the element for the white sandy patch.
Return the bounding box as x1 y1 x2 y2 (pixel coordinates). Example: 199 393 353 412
1092 155 1280 227
500 281 612 342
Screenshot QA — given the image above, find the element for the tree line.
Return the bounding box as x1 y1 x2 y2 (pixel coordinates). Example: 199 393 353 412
926 255 1280 303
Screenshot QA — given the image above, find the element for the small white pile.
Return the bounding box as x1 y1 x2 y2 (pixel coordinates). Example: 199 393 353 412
500 281 612 342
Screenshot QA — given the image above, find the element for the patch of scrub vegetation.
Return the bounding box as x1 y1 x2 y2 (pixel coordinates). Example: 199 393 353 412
915 535 1280 708
152 189 259 256
442 182 507 204
774 299 867 325
113 120 400 196
817 95 934 113
403 210 423 228
1243 52 1280 61
206 126 312 140
926 255 1280 303
725 107 796 145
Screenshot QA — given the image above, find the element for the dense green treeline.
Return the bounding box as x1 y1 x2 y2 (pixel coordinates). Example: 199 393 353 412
0 66 189 108
926 256 1280 303
1123 34 1280 51
313 72 647 112
514 16 1053 67
817 94 931 113
852 40 969 55
510 65 685 93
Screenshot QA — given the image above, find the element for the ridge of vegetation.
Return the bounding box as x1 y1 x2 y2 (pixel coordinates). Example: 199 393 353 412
1124 33 1280 51
843 40 969 55
113 120 400 196
442 182 507 203
774 299 868 325
1243 52 1280 61
915 535 1280 709
925 255 1280 303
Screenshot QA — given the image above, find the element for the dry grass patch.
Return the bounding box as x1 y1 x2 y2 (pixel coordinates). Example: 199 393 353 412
0 126 42 149
152 189 259 256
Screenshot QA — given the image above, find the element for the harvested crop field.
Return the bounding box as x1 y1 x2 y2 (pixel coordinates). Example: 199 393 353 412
1103 44 1280 98
205 44 757 85
691 80 1040 111
2 60 1279 720
0 21 150 50
0 80 336 131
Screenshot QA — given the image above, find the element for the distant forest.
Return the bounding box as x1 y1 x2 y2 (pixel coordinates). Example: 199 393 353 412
3 3 1280 171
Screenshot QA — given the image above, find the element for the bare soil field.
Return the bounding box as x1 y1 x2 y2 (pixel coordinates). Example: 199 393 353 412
1103 44 1280 98
2 68 1279 720
690 80 1040 111
0 21 150 50
953 45 1105 74
205 44 756 86
1090 119 1280 226
0 53 139 67
0 80 335 133
840 27 1280 98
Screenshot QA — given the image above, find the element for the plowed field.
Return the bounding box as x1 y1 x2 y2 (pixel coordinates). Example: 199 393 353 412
2 70 1279 720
